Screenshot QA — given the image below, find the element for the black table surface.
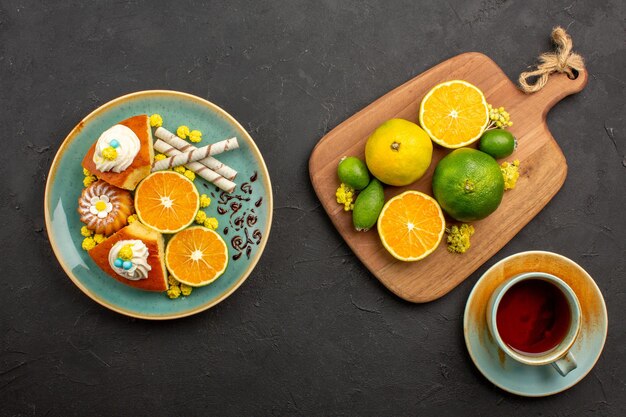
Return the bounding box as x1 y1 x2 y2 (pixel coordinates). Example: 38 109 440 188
2 0 625 415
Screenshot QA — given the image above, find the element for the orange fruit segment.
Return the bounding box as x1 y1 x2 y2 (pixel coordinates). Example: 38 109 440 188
377 191 445 261
165 226 228 286
134 171 199 233
419 80 489 148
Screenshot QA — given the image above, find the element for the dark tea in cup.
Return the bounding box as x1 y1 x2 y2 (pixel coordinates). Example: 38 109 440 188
487 272 580 376
495 279 571 354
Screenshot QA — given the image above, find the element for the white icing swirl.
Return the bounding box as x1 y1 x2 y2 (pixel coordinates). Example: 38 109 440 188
93 124 140 173
108 240 152 281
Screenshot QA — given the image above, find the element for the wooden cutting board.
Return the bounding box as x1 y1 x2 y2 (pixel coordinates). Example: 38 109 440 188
309 52 587 303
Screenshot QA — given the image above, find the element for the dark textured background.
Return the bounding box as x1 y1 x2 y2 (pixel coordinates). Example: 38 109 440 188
1 0 625 415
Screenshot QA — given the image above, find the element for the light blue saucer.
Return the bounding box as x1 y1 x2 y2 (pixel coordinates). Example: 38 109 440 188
464 251 607 396
45 91 273 319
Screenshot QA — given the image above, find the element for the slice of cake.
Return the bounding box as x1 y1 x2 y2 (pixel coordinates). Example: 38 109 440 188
82 114 154 190
88 221 168 292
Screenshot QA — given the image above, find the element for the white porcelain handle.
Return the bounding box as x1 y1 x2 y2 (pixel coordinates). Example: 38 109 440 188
551 352 577 376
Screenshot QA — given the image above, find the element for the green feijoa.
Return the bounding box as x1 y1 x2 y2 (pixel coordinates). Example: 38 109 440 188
338 156 370 190
353 179 385 231
478 129 517 159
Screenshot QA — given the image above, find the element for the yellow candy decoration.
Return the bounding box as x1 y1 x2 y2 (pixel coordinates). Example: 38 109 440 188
204 217 218 230
118 244 134 261
82 237 96 251
188 130 202 143
199 194 211 208
167 285 181 299
149 114 163 128
183 170 196 181
102 146 118 160
83 175 97 187
195 210 207 224
180 284 193 296
176 125 190 139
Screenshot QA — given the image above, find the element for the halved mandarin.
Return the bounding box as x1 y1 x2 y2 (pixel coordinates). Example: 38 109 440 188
165 226 228 286
419 80 489 148
134 171 199 233
377 191 445 261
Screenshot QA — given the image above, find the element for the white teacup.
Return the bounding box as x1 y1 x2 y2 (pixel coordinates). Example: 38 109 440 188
486 272 581 376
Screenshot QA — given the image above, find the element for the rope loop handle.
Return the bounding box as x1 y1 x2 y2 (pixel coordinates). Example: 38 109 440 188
518 27 585 93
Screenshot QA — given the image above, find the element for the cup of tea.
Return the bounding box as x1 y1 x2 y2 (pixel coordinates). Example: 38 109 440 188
486 272 581 376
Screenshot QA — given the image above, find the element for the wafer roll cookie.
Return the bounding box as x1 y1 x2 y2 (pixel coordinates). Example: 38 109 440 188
153 140 236 193
154 127 238 180
151 137 239 172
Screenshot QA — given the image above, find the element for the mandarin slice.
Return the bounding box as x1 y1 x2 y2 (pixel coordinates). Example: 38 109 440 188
165 226 228 286
419 80 489 148
377 191 445 261
134 171 199 233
